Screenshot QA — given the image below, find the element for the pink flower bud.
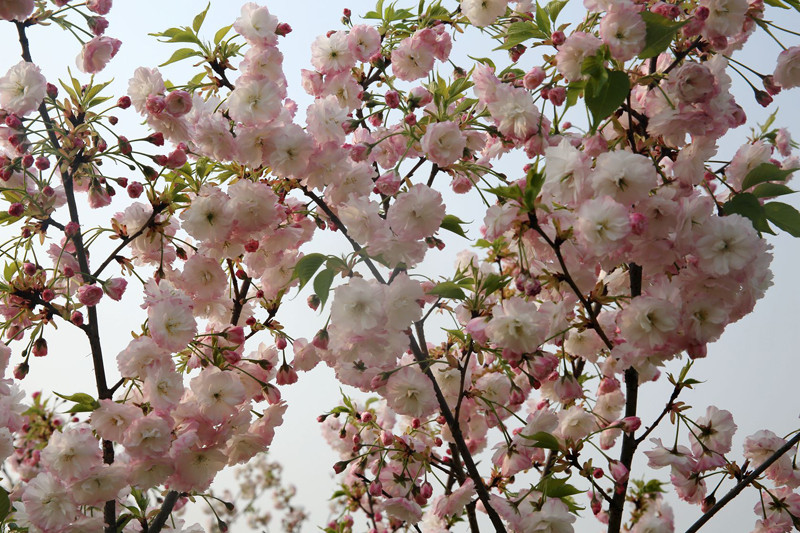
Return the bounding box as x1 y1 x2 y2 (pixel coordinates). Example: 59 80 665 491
618 416 641 433
264 384 281 404
118 136 131 155
88 16 109 36
551 31 566 46
102 278 127 301
408 86 432 108
523 67 546 90
465 317 489 344
609 461 629 483
312 329 329 350
275 336 288 350
369 480 382 496
374 171 402 195
755 89 773 107
420 481 433 499
146 132 165 146
225 326 245 345
23 262 36 276
629 212 647 235
35 156 50 170
127 181 143 198
548 86 566 106
4 114 22 129
117 95 131 109
370 373 388 389
32 338 48 357
164 90 192 117
8 203 23 217
381 431 394 446
763 75 781 96
14 362 29 380
276 22 292 36
41 288 55 301
385 90 400 108
350 143 369 162
70 310 84 326
333 460 348 474
360 411 373 423
76 284 104 306
145 94 166 115
276 364 298 385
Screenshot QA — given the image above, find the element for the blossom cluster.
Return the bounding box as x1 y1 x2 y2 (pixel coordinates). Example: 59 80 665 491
0 0 798 532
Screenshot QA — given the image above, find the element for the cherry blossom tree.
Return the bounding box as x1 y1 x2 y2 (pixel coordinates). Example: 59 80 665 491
0 0 799 532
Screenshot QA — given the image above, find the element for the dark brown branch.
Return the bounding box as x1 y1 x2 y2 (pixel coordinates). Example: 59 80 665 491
607 263 642 533
685 431 800 533
148 491 181 533
92 206 163 279
16 21 117 532
407 333 507 532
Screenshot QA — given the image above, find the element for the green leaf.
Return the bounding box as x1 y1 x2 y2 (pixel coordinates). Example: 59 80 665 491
214 24 233 45
752 183 795 198
468 56 496 70
764 0 790 8
722 193 774 234
585 70 630 129
520 431 561 450
486 184 523 201
0 487 9 522
639 12 688 59
535 3 552 36
293 253 327 291
163 29 202 45
765 202 800 237
3 262 17 281
546 0 570 21
480 273 510 295
525 168 546 209
54 392 96 405
193 3 210 33
313 269 335 309
83 80 112 105
159 48 200 67
580 55 608 91
440 214 469 238
496 21 547 50
537 476 584 498
427 281 467 300
741 163 797 191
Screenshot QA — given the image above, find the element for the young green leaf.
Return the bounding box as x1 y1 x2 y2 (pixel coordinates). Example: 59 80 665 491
293 253 327 291
638 12 688 59
427 281 467 300
440 214 470 238
722 193 774 234
193 3 211 33
313 268 335 309
159 48 200 67
765 201 800 237
585 70 630 129
741 163 797 191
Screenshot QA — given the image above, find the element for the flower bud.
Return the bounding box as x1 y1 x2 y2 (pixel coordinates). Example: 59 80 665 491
33 338 48 357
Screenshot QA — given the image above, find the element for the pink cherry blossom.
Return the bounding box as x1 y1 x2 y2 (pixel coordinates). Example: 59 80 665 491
76 36 121 74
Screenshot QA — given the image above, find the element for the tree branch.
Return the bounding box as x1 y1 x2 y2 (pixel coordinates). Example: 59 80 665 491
685 431 800 533
607 263 642 533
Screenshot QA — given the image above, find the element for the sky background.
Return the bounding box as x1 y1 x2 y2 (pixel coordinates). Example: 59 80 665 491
1 0 799 531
